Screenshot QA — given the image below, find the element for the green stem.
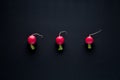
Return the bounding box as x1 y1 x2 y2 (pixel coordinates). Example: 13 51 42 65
58 45 63 51
30 44 35 50
88 44 92 49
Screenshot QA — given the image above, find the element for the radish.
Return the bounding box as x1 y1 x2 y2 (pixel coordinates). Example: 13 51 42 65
27 33 43 50
85 29 102 49
56 31 67 51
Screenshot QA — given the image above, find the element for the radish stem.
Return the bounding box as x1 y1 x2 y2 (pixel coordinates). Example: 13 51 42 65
58 45 63 51
30 44 35 50
88 44 92 49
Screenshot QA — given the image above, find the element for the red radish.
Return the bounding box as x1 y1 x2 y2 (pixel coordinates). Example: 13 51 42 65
28 35 37 45
85 35 94 44
27 33 43 50
56 36 64 45
56 31 67 51
85 29 102 49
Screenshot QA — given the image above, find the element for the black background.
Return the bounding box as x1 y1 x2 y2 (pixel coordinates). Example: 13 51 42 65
1 0 120 80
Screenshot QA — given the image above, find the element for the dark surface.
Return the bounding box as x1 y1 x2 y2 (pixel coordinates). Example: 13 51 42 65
1 0 120 80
